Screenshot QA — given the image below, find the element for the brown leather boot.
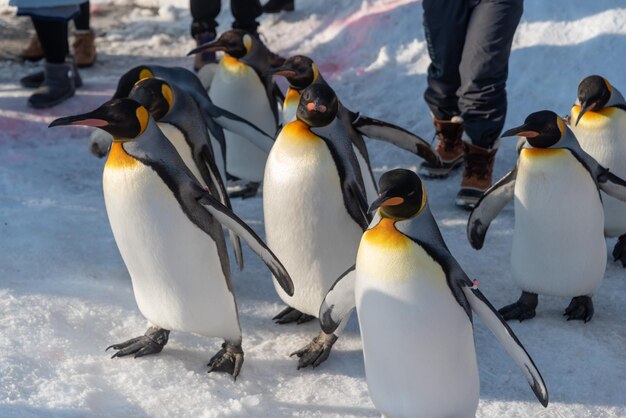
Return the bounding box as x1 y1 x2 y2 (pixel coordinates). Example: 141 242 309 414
20 34 44 61
419 116 464 178
455 141 497 209
72 30 96 68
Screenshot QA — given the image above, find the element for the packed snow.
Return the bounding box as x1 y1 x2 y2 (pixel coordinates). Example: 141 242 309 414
1 0 626 416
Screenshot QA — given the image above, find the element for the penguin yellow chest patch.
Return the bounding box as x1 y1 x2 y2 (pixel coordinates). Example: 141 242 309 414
519 147 577 172
221 56 253 77
358 217 445 286
276 120 325 154
571 105 619 128
105 142 139 170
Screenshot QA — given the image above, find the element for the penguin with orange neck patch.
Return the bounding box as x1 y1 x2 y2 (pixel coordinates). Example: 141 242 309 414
321 169 548 417
569 75 626 267
189 30 281 198
270 54 441 186
264 83 370 368
50 99 293 379
468 110 626 322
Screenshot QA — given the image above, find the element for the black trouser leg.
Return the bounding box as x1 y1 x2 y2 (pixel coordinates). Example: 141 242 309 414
422 0 470 121
190 0 221 36
73 1 90 31
231 0 262 33
458 0 523 148
32 18 69 63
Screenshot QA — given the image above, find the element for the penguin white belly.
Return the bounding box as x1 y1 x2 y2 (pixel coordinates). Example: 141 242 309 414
102 145 240 341
571 107 626 236
209 56 275 182
354 145 378 204
355 218 479 418
512 148 606 297
157 122 207 188
263 122 363 316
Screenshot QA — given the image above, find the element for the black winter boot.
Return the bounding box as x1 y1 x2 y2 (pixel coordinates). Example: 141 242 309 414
28 59 81 109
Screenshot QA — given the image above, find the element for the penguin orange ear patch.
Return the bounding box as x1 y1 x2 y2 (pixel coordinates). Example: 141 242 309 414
135 106 149 136
161 84 174 109
243 35 252 53
139 68 154 80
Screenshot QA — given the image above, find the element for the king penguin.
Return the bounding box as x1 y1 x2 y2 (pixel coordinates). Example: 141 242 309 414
189 30 281 198
128 77 243 269
270 54 441 203
569 75 626 267
264 83 370 368
89 64 273 180
321 169 548 417
49 99 293 379
468 110 626 322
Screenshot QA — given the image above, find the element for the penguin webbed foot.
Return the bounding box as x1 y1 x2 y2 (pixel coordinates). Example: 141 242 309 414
498 292 538 322
290 332 338 369
207 342 244 381
106 326 170 359
564 296 594 323
612 235 626 268
273 306 316 324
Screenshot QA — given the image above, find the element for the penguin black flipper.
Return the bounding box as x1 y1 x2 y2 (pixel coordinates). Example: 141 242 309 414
461 286 549 407
349 110 441 166
597 169 626 203
396 208 548 407
467 167 517 250
312 119 371 230
196 193 293 296
319 265 356 334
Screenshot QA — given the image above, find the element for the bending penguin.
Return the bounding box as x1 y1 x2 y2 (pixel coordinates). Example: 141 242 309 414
50 98 294 379
270 55 441 199
321 169 548 417
264 83 370 368
189 30 281 198
569 75 626 267
89 64 273 181
468 110 626 322
128 77 243 269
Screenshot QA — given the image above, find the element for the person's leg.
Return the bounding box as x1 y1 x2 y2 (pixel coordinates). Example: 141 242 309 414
419 0 470 178
190 0 221 71
73 1 90 30
29 18 80 108
231 0 262 33
72 2 96 68
455 0 523 208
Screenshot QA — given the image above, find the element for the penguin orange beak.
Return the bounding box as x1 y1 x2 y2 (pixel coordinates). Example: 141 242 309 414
269 65 297 78
187 39 227 56
306 102 327 113
501 124 539 138
368 192 404 213
49 114 109 128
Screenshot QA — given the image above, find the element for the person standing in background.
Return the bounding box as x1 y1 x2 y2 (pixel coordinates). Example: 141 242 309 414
11 0 87 108
190 0 285 72
418 0 523 209
19 1 96 68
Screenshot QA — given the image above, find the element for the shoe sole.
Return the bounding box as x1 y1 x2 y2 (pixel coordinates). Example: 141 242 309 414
419 159 464 179
28 91 76 109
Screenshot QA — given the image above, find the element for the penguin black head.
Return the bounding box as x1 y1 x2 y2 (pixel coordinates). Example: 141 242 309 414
270 55 318 89
112 66 155 99
369 169 427 220
129 77 173 121
49 98 149 141
502 110 565 148
296 83 339 128
188 29 251 59
575 75 612 126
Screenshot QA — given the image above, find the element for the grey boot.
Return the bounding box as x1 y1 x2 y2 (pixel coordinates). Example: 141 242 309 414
28 59 81 108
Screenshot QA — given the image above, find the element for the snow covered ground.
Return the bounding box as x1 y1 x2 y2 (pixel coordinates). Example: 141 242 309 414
1 0 626 416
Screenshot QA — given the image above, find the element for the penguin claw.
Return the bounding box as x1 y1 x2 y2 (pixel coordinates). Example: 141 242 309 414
272 306 316 325
498 292 538 322
290 332 338 370
612 235 626 268
207 342 244 381
564 296 594 323
106 327 170 359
